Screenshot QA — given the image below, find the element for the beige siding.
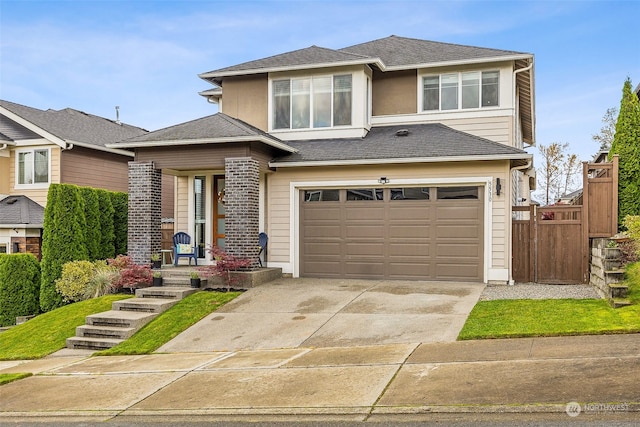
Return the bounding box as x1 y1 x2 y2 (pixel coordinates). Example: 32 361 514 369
175 176 189 233
440 116 513 146
267 161 512 272
0 156 9 194
9 146 60 207
371 69 417 116
61 146 130 192
221 75 269 131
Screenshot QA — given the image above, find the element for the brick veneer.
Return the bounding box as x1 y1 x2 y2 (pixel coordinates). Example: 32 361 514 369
225 157 260 270
128 161 162 265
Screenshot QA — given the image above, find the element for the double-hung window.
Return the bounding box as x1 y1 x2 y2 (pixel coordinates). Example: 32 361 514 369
17 148 49 186
423 71 499 111
273 74 352 130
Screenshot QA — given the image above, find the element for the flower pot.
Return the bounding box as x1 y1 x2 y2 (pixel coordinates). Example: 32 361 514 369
190 278 201 288
151 260 162 269
152 277 163 287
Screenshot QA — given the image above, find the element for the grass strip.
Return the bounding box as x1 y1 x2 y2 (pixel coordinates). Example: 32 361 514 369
458 299 640 340
96 290 241 356
0 294 132 360
0 373 32 386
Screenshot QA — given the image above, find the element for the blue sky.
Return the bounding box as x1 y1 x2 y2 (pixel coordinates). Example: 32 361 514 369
1 0 639 164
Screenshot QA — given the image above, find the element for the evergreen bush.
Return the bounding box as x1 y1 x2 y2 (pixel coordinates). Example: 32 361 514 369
0 254 41 327
55 260 95 303
40 184 89 312
110 191 128 256
97 189 116 259
80 187 101 261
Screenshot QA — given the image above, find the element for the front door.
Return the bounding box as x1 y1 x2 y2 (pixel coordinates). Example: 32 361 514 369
213 175 225 249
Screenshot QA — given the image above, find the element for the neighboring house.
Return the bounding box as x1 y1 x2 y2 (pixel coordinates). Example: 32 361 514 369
110 35 535 284
0 100 174 257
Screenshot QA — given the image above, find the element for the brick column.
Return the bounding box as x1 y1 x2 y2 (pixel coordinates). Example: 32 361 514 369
128 161 162 265
225 157 260 270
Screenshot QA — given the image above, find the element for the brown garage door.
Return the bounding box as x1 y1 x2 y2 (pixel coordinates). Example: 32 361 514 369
300 186 483 281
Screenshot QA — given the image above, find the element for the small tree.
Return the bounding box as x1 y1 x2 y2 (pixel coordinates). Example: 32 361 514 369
592 107 618 152
536 142 582 205
40 184 88 312
80 187 101 261
609 77 640 227
110 191 128 256
198 246 252 291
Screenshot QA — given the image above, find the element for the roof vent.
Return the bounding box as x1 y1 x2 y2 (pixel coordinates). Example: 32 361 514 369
395 129 409 137
6 198 17 205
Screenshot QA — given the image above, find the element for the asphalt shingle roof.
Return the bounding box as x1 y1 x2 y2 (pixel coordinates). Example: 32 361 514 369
0 100 148 147
272 123 529 164
201 35 530 78
0 196 44 226
119 113 279 144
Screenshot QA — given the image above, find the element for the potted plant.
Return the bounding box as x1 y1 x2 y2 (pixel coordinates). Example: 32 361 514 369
152 271 163 287
150 253 162 269
190 271 201 288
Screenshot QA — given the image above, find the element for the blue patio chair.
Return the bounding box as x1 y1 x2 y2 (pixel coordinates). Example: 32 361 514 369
258 232 268 267
173 232 198 266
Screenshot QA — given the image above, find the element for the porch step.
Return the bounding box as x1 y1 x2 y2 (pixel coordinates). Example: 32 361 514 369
604 269 626 284
112 298 179 313
66 336 123 350
609 283 629 299
612 298 633 308
75 324 137 340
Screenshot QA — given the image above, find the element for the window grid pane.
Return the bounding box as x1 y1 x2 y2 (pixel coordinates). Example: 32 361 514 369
462 72 480 109
333 75 352 126
441 74 458 110
292 79 310 129
273 80 290 129
18 152 31 184
313 76 331 128
34 149 48 183
482 71 499 107
423 76 439 111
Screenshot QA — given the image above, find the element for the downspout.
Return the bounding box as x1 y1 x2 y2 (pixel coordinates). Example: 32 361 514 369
0 144 8 151
508 158 533 285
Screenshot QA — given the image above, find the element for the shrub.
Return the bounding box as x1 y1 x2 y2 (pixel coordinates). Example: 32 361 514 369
80 187 101 261
108 255 152 290
619 215 640 265
85 268 119 299
55 261 96 303
40 184 88 312
97 189 116 259
0 254 41 327
110 191 128 256
198 246 251 291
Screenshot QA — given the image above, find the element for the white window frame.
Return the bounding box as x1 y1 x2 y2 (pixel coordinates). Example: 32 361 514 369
14 147 51 190
271 73 353 131
420 70 500 112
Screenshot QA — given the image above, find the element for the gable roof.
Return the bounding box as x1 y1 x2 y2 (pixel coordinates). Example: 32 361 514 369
270 123 531 168
110 113 296 153
0 100 148 154
200 35 531 83
0 195 45 227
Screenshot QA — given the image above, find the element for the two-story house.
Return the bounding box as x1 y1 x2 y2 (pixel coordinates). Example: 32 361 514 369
112 35 535 284
0 100 171 257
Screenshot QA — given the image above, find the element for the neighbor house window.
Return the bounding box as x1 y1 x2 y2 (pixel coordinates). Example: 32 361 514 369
17 149 49 185
273 74 352 130
423 71 499 111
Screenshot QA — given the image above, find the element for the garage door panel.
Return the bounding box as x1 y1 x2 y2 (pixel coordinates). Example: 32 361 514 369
436 225 481 239
300 187 483 281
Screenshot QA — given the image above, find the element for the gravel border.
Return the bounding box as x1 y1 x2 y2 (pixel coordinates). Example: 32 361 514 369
479 283 601 301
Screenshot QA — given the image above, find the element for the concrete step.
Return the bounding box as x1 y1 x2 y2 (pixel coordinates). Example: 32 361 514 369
609 283 628 299
612 298 633 309
75 324 137 340
161 277 195 287
66 336 123 350
605 269 625 284
112 298 179 313
86 310 158 329
136 286 198 299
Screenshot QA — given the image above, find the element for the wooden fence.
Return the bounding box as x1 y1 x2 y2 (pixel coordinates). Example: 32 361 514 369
512 156 618 284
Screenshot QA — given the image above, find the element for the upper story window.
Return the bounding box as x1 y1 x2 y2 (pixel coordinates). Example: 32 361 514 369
273 74 352 130
423 71 499 111
16 148 49 186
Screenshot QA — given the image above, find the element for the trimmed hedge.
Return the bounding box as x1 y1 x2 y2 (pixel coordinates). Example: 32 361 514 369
0 254 41 327
97 189 116 260
111 191 128 256
40 184 89 312
81 186 101 261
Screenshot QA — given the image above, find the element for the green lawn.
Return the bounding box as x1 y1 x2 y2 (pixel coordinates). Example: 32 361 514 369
459 261 640 340
0 373 32 385
0 294 131 360
96 291 241 356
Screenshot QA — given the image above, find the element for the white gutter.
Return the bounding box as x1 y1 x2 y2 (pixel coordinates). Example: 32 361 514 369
107 135 298 153
66 140 135 157
270 153 532 168
0 106 67 149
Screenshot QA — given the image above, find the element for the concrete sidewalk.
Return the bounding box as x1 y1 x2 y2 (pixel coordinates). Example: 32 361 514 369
1 334 638 422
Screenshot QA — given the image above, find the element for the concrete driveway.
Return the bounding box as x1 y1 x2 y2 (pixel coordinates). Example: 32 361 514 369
158 278 484 352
